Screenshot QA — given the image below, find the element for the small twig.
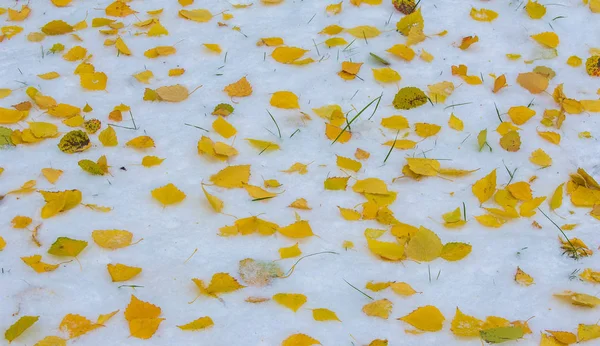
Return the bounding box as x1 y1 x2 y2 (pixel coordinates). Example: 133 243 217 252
368 92 383 120
289 129 300 138
184 123 209 132
343 279 374 300
307 13 316 24
279 251 339 278
332 95 382 144
266 109 281 138
312 39 320 56
383 131 400 163
494 102 503 123
443 102 472 110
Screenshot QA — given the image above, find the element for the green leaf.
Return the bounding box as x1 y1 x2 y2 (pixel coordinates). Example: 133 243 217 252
5 316 39 342
78 159 104 175
58 130 90 154
0 127 14 147
212 103 234 116
369 52 390 66
392 87 428 110
48 237 88 257
480 326 524 344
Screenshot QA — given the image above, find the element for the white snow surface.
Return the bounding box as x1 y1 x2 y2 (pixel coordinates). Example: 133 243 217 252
1 0 600 345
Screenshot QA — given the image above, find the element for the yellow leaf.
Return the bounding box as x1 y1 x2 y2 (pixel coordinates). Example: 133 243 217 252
549 183 564 210
246 138 280 152
326 2 342 14
507 182 532 201
42 168 63 185
98 126 118 147
493 74 507 93
203 43 222 54
405 227 443 262
21 255 59 273
338 207 361 220
325 123 351 142
538 130 561 144
289 198 311 210
126 136 155 149
366 236 404 260
459 35 479 50
42 20 74 35
427 81 454 103
12 215 32 229
362 299 392 319
39 189 82 218
346 25 380 38
124 295 164 339
80 72 108 91
440 242 472 261
59 314 101 338
516 72 549 94
8 5 31 21
579 324 600 342
279 220 313 238
279 243 301 259
320 25 344 35
273 293 307 312
179 9 212 22
115 37 131 55
372 67 401 83
107 263 142 282
529 149 552 167
48 237 87 257
414 123 441 138
150 183 187 207
257 37 284 46
390 282 418 296
525 0 546 19
0 107 28 124
212 116 237 138
531 32 559 48
353 179 388 196
270 91 300 109
386 44 415 61
281 334 321 346
210 165 250 188
312 308 340 322
406 158 440 176
272 46 309 64
336 156 362 172
514 267 534 286
92 230 134 249
223 76 252 97
324 37 347 47
0 88 12 99
381 115 409 130
38 72 60 80
202 185 223 212
366 281 391 291
83 204 112 213
324 176 349 190
399 305 445 332
282 162 309 175
34 336 67 346
148 22 168 36
177 317 214 331
472 169 496 204
508 106 536 125
396 8 423 35
554 290 600 307
169 68 185 77
244 184 276 200
475 214 506 228
519 196 546 217
470 8 498 22
155 84 189 102
450 308 483 337
420 49 434 62
5 316 39 342
448 113 464 131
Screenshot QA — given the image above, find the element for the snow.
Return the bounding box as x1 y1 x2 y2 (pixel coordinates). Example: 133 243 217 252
1 0 600 345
